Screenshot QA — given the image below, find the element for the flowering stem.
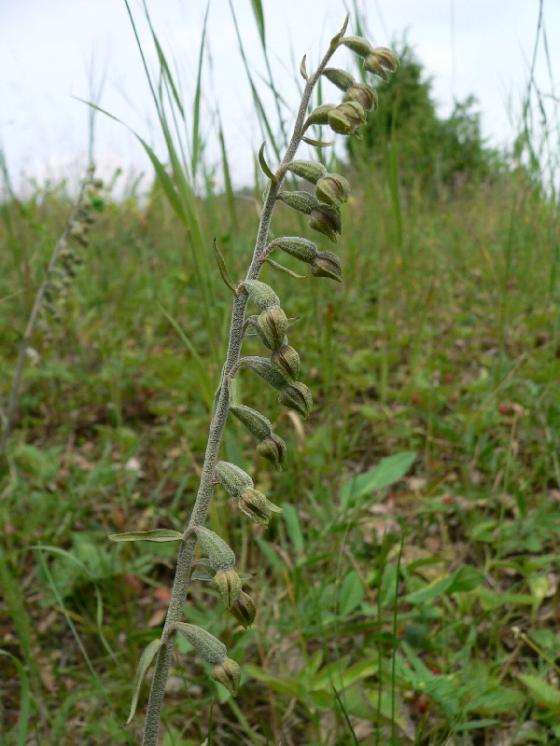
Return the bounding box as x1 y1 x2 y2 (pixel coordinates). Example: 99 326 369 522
141 38 340 746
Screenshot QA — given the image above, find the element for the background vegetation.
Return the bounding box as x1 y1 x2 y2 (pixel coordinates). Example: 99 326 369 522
1 4 560 745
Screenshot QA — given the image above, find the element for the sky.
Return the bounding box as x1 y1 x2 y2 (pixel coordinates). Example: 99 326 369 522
0 0 558 193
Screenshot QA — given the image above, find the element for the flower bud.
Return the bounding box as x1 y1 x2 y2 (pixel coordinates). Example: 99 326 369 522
315 173 351 207
343 84 377 112
271 344 300 380
173 622 227 664
267 236 319 264
230 404 272 441
240 280 279 310
278 381 313 418
213 567 242 608
256 305 288 350
323 67 355 92
341 35 373 57
230 591 257 627
278 190 319 215
287 160 326 184
239 355 288 390
328 108 353 135
215 461 253 497
338 100 366 127
194 526 236 571
311 250 343 282
256 433 287 470
309 204 341 242
305 103 337 127
364 47 398 77
239 487 282 526
212 657 241 695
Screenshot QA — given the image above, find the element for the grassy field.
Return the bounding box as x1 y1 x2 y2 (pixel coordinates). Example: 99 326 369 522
2 10 560 746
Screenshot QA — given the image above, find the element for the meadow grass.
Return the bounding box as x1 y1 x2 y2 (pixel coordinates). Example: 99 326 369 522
1 7 560 746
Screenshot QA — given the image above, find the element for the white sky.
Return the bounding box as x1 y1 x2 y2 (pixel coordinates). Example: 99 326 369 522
1 0 558 192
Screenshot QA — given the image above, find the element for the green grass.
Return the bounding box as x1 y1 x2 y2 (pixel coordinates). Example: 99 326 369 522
1 160 560 744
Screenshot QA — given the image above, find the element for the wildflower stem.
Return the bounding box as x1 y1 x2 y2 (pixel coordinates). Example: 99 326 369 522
141 39 340 746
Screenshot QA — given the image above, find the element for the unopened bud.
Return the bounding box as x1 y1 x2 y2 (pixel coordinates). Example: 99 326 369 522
329 108 353 134
230 591 257 627
271 345 300 379
315 173 351 207
338 100 367 126
278 381 313 419
267 236 318 264
213 567 242 608
278 190 319 215
194 526 235 571
343 84 377 112
215 461 253 497
212 657 241 695
256 305 288 350
256 433 287 470
240 280 279 310
173 622 227 664
309 203 342 242
311 250 343 282
239 487 282 526
287 160 326 184
305 103 337 127
323 67 355 92
364 47 398 77
341 36 373 57
230 404 272 441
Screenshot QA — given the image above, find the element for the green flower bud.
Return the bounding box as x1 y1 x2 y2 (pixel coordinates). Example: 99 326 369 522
215 461 253 497
194 526 235 571
287 160 326 183
239 355 289 390
343 84 377 112
323 67 355 92
240 280 279 310
256 305 288 350
315 173 351 207
230 404 272 441
212 657 241 695
173 622 227 664
311 250 343 282
271 345 300 380
278 190 319 215
230 591 257 627
256 433 287 470
338 100 367 126
213 567 242 608
328 108 353 135
341 35 373 57
364 47 398 77
305 103 337 127
278 381 313 419
239 487 282 526
267 236 318 264
309 203 341 242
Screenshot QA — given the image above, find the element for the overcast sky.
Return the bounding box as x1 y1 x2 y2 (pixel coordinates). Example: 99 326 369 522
1 0 558 192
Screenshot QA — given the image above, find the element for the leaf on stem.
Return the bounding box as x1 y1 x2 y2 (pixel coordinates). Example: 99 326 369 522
127 638 163 724
109 530 183 543
258 142 276 181
213 239 236 294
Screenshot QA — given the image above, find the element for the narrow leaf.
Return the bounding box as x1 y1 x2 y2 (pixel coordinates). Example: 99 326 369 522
303 136 335 148
109 529 183 543
127 638 163 724
266 258 306 279
258 142 276 181
250 0 266 46
300 54 308 81
340 451 416 508
213 239 236 293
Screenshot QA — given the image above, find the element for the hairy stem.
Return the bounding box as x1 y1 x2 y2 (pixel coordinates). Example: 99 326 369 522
141 40 339 746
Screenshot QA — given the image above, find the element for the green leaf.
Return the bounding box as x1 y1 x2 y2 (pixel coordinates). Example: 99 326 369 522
340 451 416 508
447 565 485 593
258 142 275 181
0 650 30 746
518 673 560 709
282 503 304 555
250 0 266 47
127 638 163 724
339 571 364 616
109 529 183 543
